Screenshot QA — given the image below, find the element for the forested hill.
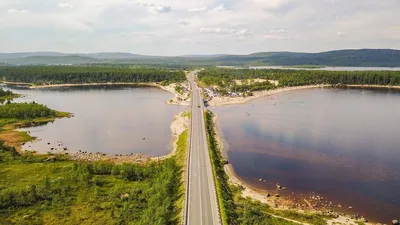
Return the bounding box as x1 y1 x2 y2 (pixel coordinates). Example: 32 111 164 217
0 49 399 67
220 49 400 67
0 66 186 85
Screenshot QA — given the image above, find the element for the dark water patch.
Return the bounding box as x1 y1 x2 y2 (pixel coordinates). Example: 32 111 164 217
211 87 400 223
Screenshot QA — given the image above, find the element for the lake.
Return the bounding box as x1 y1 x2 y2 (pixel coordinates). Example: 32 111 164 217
3 85 183 157
211 87 400 223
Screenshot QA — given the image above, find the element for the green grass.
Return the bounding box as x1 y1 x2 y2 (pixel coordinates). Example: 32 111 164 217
173 130 188 224
181 111 191 119
0 150 184 225
0 93 21 101
0 106 70 148
269 208 331 225
204 111 237 225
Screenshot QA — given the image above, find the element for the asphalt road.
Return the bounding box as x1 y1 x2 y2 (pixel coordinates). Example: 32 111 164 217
186 71 220 225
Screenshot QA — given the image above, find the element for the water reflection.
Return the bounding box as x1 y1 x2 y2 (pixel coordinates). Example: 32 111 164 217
4 85 183 156
211 87 400 223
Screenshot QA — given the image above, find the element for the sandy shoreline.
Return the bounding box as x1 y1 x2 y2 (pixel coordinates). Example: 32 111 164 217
50 110 190 163
207 84 400 107
2 81 191 106
213 111 375 225
152 110 190 161
207 85 330 106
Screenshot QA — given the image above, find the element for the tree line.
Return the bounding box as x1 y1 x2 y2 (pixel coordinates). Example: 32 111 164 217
0 156 182 224
0 66 186 85
198 68 400 91
0 88 14 98
0 102 57 119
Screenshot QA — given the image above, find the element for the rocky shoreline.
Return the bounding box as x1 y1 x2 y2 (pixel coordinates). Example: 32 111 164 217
213 112 382 225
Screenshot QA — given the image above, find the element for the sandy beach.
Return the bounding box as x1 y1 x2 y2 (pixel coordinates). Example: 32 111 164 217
159 83 191 106
207 84 400 107
207 85 330 106
2 81 191 106
153 110 190 161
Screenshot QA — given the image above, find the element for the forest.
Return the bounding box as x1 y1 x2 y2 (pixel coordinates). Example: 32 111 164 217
0 66 186 85
0 88 18 101
1 49 400 67
0 151 183 225
0 102 57 119
198 68 400 95
0 88 14 98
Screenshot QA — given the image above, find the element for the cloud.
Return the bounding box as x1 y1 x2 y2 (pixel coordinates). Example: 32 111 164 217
208 4 225 13
263 34 291 40
269 29 286 33
140 3 171 14
252 0 291 10
57 3 73 9
178 20 190 26
7 9 28 14
199 28 252 37
188 7 207 12
1 0 399 54
235 29 251 36
200 27 236 34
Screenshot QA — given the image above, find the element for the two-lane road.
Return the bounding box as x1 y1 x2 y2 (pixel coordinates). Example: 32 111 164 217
186 71 220 225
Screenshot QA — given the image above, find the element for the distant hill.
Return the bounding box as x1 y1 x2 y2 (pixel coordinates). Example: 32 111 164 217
80 52 148 59
6 55 101 65
1 49 399 67
216 49 400 67
0 52 67 60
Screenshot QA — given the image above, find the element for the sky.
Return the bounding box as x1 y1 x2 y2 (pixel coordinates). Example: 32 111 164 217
0 0 399 55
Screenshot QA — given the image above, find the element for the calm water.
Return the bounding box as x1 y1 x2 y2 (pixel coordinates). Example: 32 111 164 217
211 88 400 223
4 85 182 156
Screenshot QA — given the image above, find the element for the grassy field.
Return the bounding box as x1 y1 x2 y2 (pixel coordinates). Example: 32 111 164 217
0 130 189 225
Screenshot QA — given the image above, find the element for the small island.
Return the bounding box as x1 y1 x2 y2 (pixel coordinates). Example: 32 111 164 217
0 88 20 103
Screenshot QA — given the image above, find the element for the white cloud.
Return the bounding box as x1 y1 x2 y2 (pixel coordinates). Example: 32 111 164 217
269 29 286 33
140 3 171 14
263 34 291 40
7 9 28 14
178 20 190 26
188 7 207 12
1 0 400 54
57 3 73 9
200 27 236 34
252 0 291 9
235 29 251 36
199 28 252 37
208 4 225 13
